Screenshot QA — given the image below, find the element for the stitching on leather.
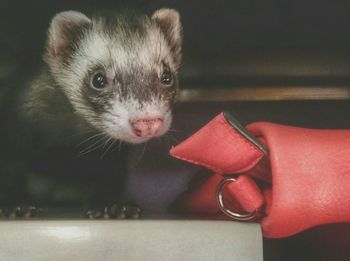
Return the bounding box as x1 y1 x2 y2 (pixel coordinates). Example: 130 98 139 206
171 116 263 175
171 154 224 174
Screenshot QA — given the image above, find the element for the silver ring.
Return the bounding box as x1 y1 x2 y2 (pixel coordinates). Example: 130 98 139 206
216 177 257 221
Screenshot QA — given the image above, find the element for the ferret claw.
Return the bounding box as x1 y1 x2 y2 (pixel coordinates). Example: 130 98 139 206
0 206 39 219
86 209 103 219
114 203 142 219
86 203 142 219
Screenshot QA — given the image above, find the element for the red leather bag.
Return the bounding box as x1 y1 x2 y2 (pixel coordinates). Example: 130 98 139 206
170 112 350 238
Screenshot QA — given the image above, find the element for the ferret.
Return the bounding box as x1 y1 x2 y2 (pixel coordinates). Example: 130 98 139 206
0 8 182 215
25 8 182 144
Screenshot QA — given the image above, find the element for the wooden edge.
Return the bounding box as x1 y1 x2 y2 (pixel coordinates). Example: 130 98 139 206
177 86 350 102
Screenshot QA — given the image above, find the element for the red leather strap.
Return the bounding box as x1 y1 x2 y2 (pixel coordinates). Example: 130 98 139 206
170 112 266 220
171 112 350 238
226 175 264 213
247 122 350 238
170 112 265 174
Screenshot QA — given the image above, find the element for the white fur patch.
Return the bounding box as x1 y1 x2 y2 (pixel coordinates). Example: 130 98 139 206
102 97 172 144
67 23 173 83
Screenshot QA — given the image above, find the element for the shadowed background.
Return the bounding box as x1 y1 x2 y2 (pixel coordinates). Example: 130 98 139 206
1 0 350 87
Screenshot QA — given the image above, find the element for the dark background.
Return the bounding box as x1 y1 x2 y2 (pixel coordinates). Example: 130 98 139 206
1 0 350 87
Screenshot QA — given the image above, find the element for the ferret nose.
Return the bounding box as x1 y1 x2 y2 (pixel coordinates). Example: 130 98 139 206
130 118 164 137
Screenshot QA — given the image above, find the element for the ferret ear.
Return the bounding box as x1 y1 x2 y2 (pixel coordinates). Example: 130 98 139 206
152 9 182 67
47 11 91 60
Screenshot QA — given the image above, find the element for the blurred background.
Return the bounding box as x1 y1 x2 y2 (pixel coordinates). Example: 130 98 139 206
1 0 350 89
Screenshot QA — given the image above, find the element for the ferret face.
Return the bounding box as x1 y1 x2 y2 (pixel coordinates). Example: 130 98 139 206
44 9 182 143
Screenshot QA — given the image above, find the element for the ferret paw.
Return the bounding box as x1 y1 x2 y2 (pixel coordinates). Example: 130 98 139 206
86 203 142 219
86 209 105 219
112 203 142 219
0 206 40 219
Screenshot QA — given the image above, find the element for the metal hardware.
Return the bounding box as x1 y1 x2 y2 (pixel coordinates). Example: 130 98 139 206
216 177 257 221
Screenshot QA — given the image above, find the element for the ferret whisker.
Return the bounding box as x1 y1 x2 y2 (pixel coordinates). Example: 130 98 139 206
108 139 122 154
101 138 116 159
135 142 148 166
70 128 98 139
79 134 109 155
102 136 113 150
117 140 123 153
110 139 120 153
77 132 106 147
79 141 106 155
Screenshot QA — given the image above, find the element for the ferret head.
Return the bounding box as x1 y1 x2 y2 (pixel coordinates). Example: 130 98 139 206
44 9 182 144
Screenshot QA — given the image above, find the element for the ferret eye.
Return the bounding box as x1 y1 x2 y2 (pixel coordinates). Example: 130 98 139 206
92 72 107 90
160 69 173 86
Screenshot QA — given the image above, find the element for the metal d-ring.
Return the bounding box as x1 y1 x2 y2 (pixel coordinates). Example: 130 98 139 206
216 177 257 221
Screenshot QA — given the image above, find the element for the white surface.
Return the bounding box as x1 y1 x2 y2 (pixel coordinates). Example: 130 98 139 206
0 220 263 261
